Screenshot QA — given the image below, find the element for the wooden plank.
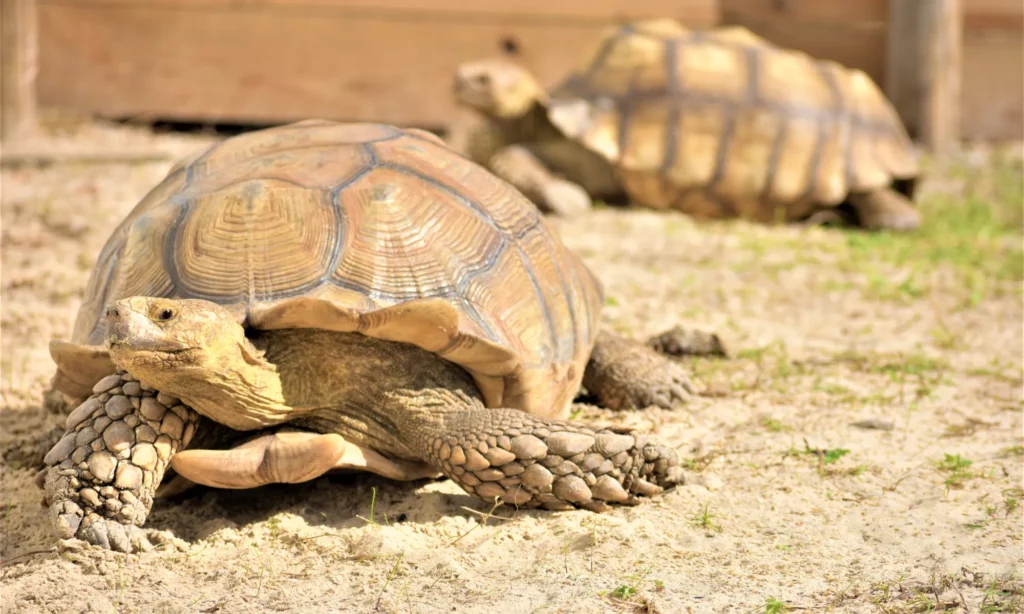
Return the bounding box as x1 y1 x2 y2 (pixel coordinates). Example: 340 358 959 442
37 3 718 128
963 0 1023 32
1 0 39 143
886 0 962 153
720 0 886 25
40 0 721 26
713 17 887 85
961 33 1023 140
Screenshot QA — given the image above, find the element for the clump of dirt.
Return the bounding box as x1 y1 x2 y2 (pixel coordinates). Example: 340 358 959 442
1 117 1021 613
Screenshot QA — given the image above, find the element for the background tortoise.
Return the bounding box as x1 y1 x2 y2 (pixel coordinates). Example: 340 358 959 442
40 119 721 553
449 18 922 231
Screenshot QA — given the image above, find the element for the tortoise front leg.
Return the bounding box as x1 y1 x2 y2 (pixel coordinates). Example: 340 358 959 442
41 371 199 552
487 145 592 217
392 390 684 511
847 188 921 232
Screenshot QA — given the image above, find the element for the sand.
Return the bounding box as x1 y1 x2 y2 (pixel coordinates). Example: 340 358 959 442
1 117 1021 613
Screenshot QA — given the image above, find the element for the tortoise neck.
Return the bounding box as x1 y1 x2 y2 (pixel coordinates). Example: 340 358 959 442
145 351 297 432
496 102 555 143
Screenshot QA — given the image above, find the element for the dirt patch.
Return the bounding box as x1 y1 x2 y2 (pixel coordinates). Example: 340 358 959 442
2 117 1021 613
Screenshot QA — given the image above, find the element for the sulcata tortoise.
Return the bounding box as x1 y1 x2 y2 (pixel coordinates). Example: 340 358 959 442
449 18 922 231
40 119 724 553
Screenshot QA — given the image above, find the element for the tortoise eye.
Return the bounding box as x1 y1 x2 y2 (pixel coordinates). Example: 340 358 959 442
157 308 175 321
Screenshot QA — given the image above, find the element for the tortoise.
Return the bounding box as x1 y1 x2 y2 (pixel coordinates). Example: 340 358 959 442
449 18 922 231
39 119 727 553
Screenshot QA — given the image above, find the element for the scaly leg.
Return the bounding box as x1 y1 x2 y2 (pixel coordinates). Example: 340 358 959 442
647 325 732 359
488 145 592 217
393 389 684 511
583 330 699 410
42 371 199 552
847 188 921 232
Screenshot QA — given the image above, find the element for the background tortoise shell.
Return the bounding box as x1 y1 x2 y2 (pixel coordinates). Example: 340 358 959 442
52 120 604 419
544 19 920 221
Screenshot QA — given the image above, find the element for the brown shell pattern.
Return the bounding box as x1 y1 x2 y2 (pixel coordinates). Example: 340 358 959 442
547 19 920 220
70 120 604 415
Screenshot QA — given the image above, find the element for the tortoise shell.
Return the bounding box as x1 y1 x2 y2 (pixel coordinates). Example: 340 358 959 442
544 19 920 221
51 120 604 419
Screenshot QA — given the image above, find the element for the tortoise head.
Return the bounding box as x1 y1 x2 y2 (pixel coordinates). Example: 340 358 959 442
453 58 544 119
104 297 262 381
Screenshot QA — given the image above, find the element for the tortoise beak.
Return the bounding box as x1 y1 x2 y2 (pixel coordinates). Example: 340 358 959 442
103 299 190 353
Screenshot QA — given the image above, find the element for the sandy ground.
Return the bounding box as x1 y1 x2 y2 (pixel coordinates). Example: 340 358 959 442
1 117 1021 614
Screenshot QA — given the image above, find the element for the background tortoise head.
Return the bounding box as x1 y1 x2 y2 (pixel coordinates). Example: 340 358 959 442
453 57 544 119
104 297 260 379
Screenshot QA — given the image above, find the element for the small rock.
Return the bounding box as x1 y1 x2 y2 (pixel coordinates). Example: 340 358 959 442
122 382 142 396
92 374 122 395
852 418 895 431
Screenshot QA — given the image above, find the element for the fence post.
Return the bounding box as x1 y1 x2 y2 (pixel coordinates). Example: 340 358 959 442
886 0 962 154
1 0 38 144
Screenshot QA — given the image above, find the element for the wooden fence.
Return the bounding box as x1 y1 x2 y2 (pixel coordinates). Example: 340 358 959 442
2 0 1022 151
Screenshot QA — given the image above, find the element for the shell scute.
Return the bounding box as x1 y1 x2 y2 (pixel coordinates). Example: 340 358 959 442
54 122 602 415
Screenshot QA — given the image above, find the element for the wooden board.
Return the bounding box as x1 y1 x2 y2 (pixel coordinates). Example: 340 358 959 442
35 0 720 128
720 0 886 25
960 0 1023 140
718 1 887 86
961 34 1023 141
43 0 719 22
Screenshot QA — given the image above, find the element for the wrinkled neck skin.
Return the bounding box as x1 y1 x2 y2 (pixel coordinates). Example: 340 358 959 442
114 344 293 431
114 331 486 457
493 102 563 145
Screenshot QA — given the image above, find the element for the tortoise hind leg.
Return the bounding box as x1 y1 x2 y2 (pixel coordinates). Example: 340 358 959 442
647 325 732 359
391 389 684 511
582 330 700 410
847 188 921 232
